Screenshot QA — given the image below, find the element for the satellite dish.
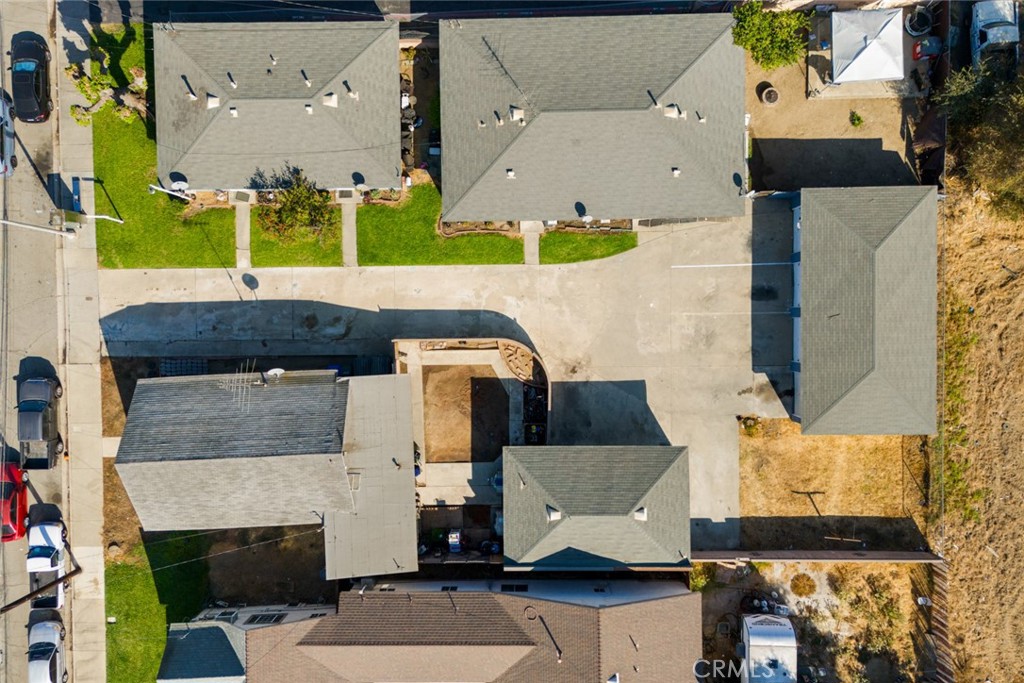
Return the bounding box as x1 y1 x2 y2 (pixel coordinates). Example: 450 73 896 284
355 183 370 193
266 368 285 380
581 215 593 223
170 180 190 192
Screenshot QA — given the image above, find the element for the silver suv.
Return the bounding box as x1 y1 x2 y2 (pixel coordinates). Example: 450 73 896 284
1 99 15 177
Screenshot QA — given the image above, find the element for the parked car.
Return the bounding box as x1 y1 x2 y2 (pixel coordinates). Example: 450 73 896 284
27 612 67 683
0 99 15 177
1 462 29 542
18 378 64 470
971 0 1020 75
26 504 66 575
30 564 67 610
9 35 52 123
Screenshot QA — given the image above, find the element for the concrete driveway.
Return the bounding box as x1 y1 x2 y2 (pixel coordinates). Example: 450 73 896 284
97 198 796 549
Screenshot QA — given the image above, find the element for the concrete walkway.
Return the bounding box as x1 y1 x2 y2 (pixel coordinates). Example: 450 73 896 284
232 194 251 268
521 220 543 265
340 194 360 267
96 200 799 549
56 2 107 680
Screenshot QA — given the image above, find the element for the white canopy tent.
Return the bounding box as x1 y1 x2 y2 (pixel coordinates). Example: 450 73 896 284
831 9 905 84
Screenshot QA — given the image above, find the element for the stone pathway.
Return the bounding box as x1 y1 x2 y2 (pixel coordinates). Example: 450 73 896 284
520 220 544 265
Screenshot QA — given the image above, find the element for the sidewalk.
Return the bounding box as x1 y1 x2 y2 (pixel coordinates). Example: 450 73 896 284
56 3 107 681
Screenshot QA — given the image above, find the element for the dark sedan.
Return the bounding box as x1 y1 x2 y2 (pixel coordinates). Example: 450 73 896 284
10 36 51 123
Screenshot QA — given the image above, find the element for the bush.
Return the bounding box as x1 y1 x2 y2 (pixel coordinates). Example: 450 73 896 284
849 111 864 127
790 573 817 597
253 167 335 240
732 1 810 71
689 563 718 592
938 67 1024 217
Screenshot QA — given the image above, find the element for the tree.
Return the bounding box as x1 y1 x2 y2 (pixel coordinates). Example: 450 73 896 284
938 67 1024 217
253 167 334 239
64 45 148 126
732 1 810 71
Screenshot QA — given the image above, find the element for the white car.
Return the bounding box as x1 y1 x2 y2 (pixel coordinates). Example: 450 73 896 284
26 507 66 575
0 99 15 177
971 0 1020 72
28 616 67 683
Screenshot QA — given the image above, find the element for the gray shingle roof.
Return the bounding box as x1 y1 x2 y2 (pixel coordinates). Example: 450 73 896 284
117 370 347 463
246 588 703 683
154 22 400 190
158 622 245 682
439 15 745 221
503 446 690 569
799 186 937 435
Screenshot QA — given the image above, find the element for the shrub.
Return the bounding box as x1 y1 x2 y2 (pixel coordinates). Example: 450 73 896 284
732 1 810 71
849 111 864 127
253 168 334 240
790 572 817 597
688 563 718 592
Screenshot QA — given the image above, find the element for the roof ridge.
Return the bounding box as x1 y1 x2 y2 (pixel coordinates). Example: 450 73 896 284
651 22 733 109
874 187 934 249
626 447 685 508
158 41 223 170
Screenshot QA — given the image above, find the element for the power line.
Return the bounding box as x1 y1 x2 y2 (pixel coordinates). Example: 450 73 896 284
150 527 324 572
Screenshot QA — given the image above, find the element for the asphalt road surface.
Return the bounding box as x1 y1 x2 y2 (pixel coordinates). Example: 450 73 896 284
0 1 69 681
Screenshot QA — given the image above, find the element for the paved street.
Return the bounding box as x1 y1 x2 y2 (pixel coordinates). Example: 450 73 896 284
0 2 66 681
98 199 797 549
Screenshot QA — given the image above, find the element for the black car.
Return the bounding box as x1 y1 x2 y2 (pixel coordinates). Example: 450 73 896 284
10 36 51 123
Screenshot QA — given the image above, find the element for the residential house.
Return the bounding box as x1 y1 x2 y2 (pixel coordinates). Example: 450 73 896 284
439 14 746 222
157 622 245 683
791 186 937 434
244 579 703 682
154 21 400 191
502 446 690 570
115 370 417 579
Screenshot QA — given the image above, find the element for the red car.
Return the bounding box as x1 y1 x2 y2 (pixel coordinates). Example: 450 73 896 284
1 462 29 542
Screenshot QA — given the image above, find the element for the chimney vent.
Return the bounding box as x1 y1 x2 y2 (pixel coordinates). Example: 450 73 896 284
509 105 524 123
229 107 238 118
506 169 515 179
305 104 313 115
634 507 648 521
227 72 237 88
545 505 561 522
671 167 681 178
323 92 338 107
663 103 684 119
206 93 220 109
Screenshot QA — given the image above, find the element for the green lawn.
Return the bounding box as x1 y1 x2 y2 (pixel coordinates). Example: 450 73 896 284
92 26 235 269
250 207 342 267
539 231 638 264
106 535 210 683
357 184 522 266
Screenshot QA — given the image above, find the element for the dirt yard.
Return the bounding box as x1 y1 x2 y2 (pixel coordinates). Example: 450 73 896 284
937 177 1024 681
746 53 919 190
104 460 333 604
739 419 928 551
422 364 509 462
698 561 924 682
101 357 158 436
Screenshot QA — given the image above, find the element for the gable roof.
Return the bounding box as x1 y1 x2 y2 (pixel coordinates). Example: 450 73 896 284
246 588 702 683
503 446 690 569
158 622 245 682
799 186 937 435
439 15 745 221
154 22 400 190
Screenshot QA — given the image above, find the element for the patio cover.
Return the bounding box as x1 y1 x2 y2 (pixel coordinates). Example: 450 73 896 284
831 9 904 84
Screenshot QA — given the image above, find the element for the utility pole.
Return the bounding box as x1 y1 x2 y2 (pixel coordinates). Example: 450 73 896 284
0 218 76 239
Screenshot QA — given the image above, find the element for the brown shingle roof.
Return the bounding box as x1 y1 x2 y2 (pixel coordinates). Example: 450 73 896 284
246 589 702 683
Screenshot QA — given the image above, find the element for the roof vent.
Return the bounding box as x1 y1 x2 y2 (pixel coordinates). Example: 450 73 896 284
343 80 359 101
302 69 311 88
206 93 220 109
609 675 621 683
227 72 237 89
305 104 313 115
270 54 278 66
647 89 661 108
478 119 486 128
509 105 525 124
494 111 504 126
229 107 238 118
663 103 685 119
323 92 338 108
545 505 561 522
506 169 515 179
671 167 681 178
697 111 707 124
634 507 648 521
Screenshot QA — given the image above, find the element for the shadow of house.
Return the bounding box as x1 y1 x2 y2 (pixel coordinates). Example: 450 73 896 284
739 515 927 552
750 138 919 192
547 380 668 446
